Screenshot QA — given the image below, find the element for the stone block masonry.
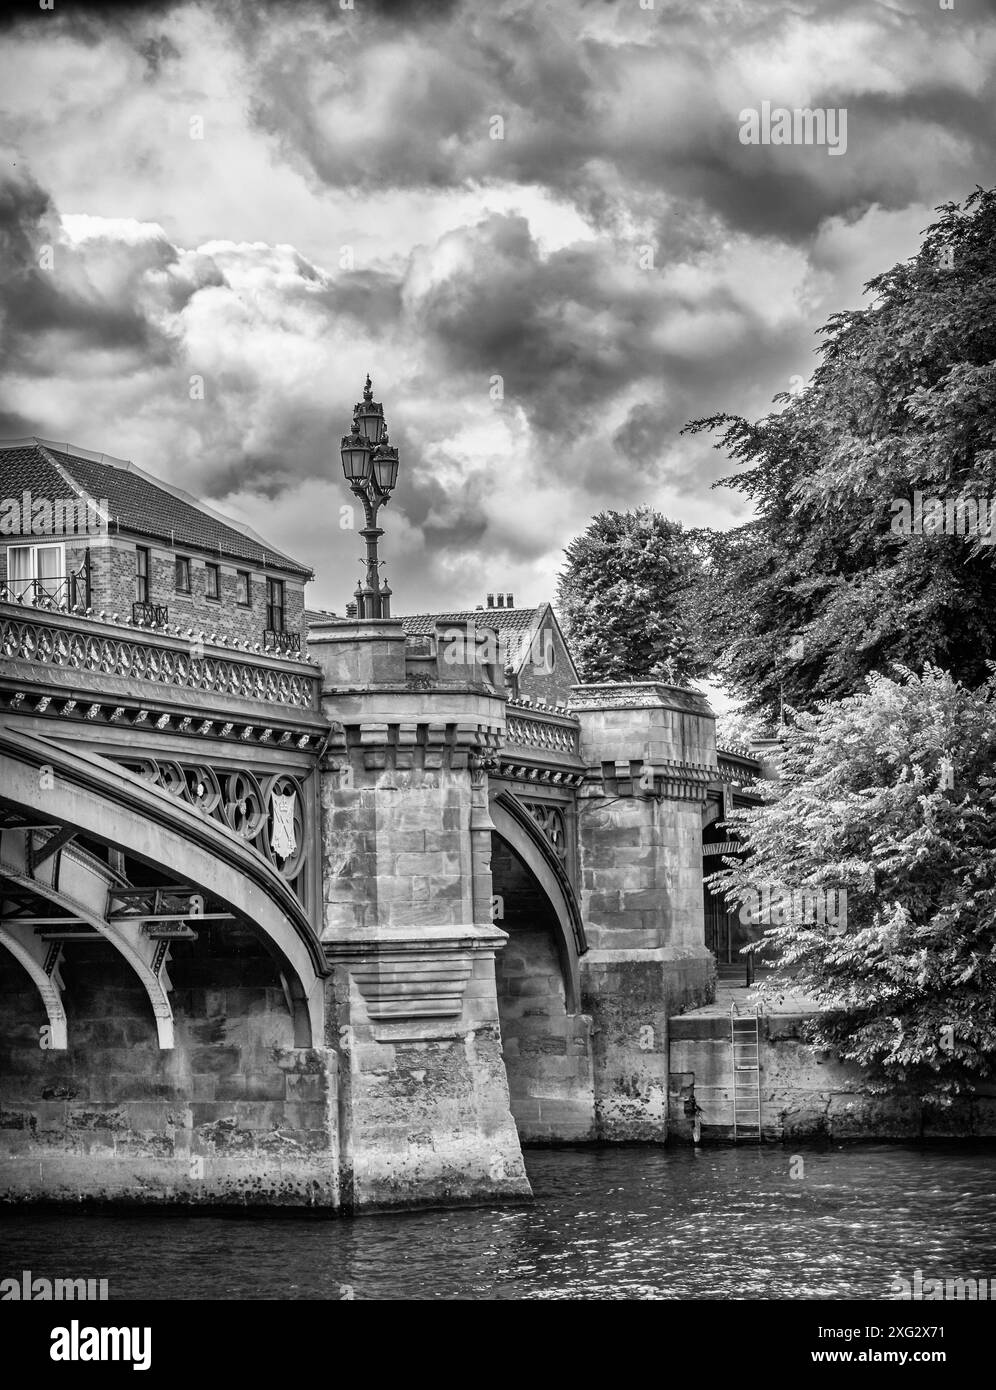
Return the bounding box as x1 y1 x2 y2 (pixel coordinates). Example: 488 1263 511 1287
569 682 720 1141
493 833 596 1142
313 618 530 1209
0 927 339 1205
668 1008 996 1141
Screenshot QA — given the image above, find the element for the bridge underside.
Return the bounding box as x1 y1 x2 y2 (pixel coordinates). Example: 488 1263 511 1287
0 729 337 1207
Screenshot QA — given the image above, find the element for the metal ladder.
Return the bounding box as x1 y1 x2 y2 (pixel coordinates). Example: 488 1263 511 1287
730 1003 762 1141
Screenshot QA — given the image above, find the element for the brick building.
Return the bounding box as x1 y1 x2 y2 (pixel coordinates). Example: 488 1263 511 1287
0 438 312 652
397 596 579 706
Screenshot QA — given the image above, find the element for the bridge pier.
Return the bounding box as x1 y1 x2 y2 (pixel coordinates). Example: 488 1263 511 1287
310 618 531 1211
572 683 718 1141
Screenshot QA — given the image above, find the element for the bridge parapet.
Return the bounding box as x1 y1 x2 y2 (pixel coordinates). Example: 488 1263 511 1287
0 598 323 728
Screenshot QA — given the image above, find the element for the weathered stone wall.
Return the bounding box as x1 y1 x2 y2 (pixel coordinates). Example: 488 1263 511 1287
492 837 595 1141
569 682 719 1141
0 927 338 1205
313 617 531 1210
668 1011 996 1141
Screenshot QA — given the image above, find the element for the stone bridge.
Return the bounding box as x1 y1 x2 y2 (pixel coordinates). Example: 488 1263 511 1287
0 599 720 1211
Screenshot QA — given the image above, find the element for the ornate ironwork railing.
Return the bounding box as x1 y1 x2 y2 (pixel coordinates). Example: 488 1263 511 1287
265 628 300 653
0 610 317 709
133 601 169 627
116 756 309 902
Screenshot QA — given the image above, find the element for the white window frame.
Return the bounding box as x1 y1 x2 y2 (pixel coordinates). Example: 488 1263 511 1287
6 542 66 600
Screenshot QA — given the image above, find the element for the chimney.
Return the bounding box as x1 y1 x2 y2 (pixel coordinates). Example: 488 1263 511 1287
497 593 504 608
486 593 494 608
506 592 514 608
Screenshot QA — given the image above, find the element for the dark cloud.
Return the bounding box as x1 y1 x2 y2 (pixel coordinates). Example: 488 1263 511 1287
1 0 995 610
0 166 149 370
227 0 996 244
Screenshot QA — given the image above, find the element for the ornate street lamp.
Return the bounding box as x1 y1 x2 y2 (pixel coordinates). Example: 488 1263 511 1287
340 375 400 619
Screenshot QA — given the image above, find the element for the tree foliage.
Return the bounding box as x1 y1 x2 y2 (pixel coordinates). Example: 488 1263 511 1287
556 507 709 683
685 187 996 720
711 667 996 1098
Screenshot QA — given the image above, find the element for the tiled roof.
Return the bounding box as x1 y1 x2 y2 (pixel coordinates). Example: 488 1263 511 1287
305 607 340 626
0 438 312 578
399 608 540 638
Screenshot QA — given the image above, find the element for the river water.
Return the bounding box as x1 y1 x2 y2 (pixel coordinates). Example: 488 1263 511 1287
2 1143 994 1300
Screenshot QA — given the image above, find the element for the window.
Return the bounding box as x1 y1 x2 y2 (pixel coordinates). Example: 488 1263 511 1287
266 577 285 632
7 543 65 601
205 563 220 601
175 556 191 593
135 547 150 604
236 570 251 607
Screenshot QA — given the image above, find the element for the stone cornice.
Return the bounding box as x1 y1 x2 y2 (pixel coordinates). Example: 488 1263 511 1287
582 755 719 802
323 924 507 1040
0 685 329 750
569 681 714 716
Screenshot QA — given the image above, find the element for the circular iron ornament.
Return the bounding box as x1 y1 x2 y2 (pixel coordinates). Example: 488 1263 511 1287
186 764 222 815
158 760 187 797
224 771 266 839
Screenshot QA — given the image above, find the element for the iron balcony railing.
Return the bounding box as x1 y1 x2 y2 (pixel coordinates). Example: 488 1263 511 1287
5 559 90 610
132 601 169 626
265 628 300 653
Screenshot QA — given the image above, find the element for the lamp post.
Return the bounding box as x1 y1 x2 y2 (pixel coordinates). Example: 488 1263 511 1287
340 374 400 619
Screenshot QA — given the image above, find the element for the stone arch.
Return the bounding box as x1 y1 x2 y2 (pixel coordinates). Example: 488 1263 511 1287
488 790 594 1142
0 727 326 1047
489 789 585 1011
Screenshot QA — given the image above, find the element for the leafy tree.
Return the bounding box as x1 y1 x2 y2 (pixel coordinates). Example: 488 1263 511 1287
710 666 996 1100
556 507 709 683
685 186 996 721
714 706 775 752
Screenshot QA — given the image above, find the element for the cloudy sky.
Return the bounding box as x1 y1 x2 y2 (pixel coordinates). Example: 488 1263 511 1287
1 0 994 614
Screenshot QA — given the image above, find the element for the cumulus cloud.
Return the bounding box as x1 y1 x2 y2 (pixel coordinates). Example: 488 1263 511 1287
0 0 993 612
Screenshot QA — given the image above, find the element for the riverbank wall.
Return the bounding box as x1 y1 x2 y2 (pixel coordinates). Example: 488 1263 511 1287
668 1007 996 1142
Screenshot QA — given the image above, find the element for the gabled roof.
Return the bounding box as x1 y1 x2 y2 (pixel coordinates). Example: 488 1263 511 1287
399 602 579 679
0 437 312 578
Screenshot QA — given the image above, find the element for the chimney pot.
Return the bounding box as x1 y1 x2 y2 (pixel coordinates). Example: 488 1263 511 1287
487 593 494 608
507 592 514 608
497 593 504 608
